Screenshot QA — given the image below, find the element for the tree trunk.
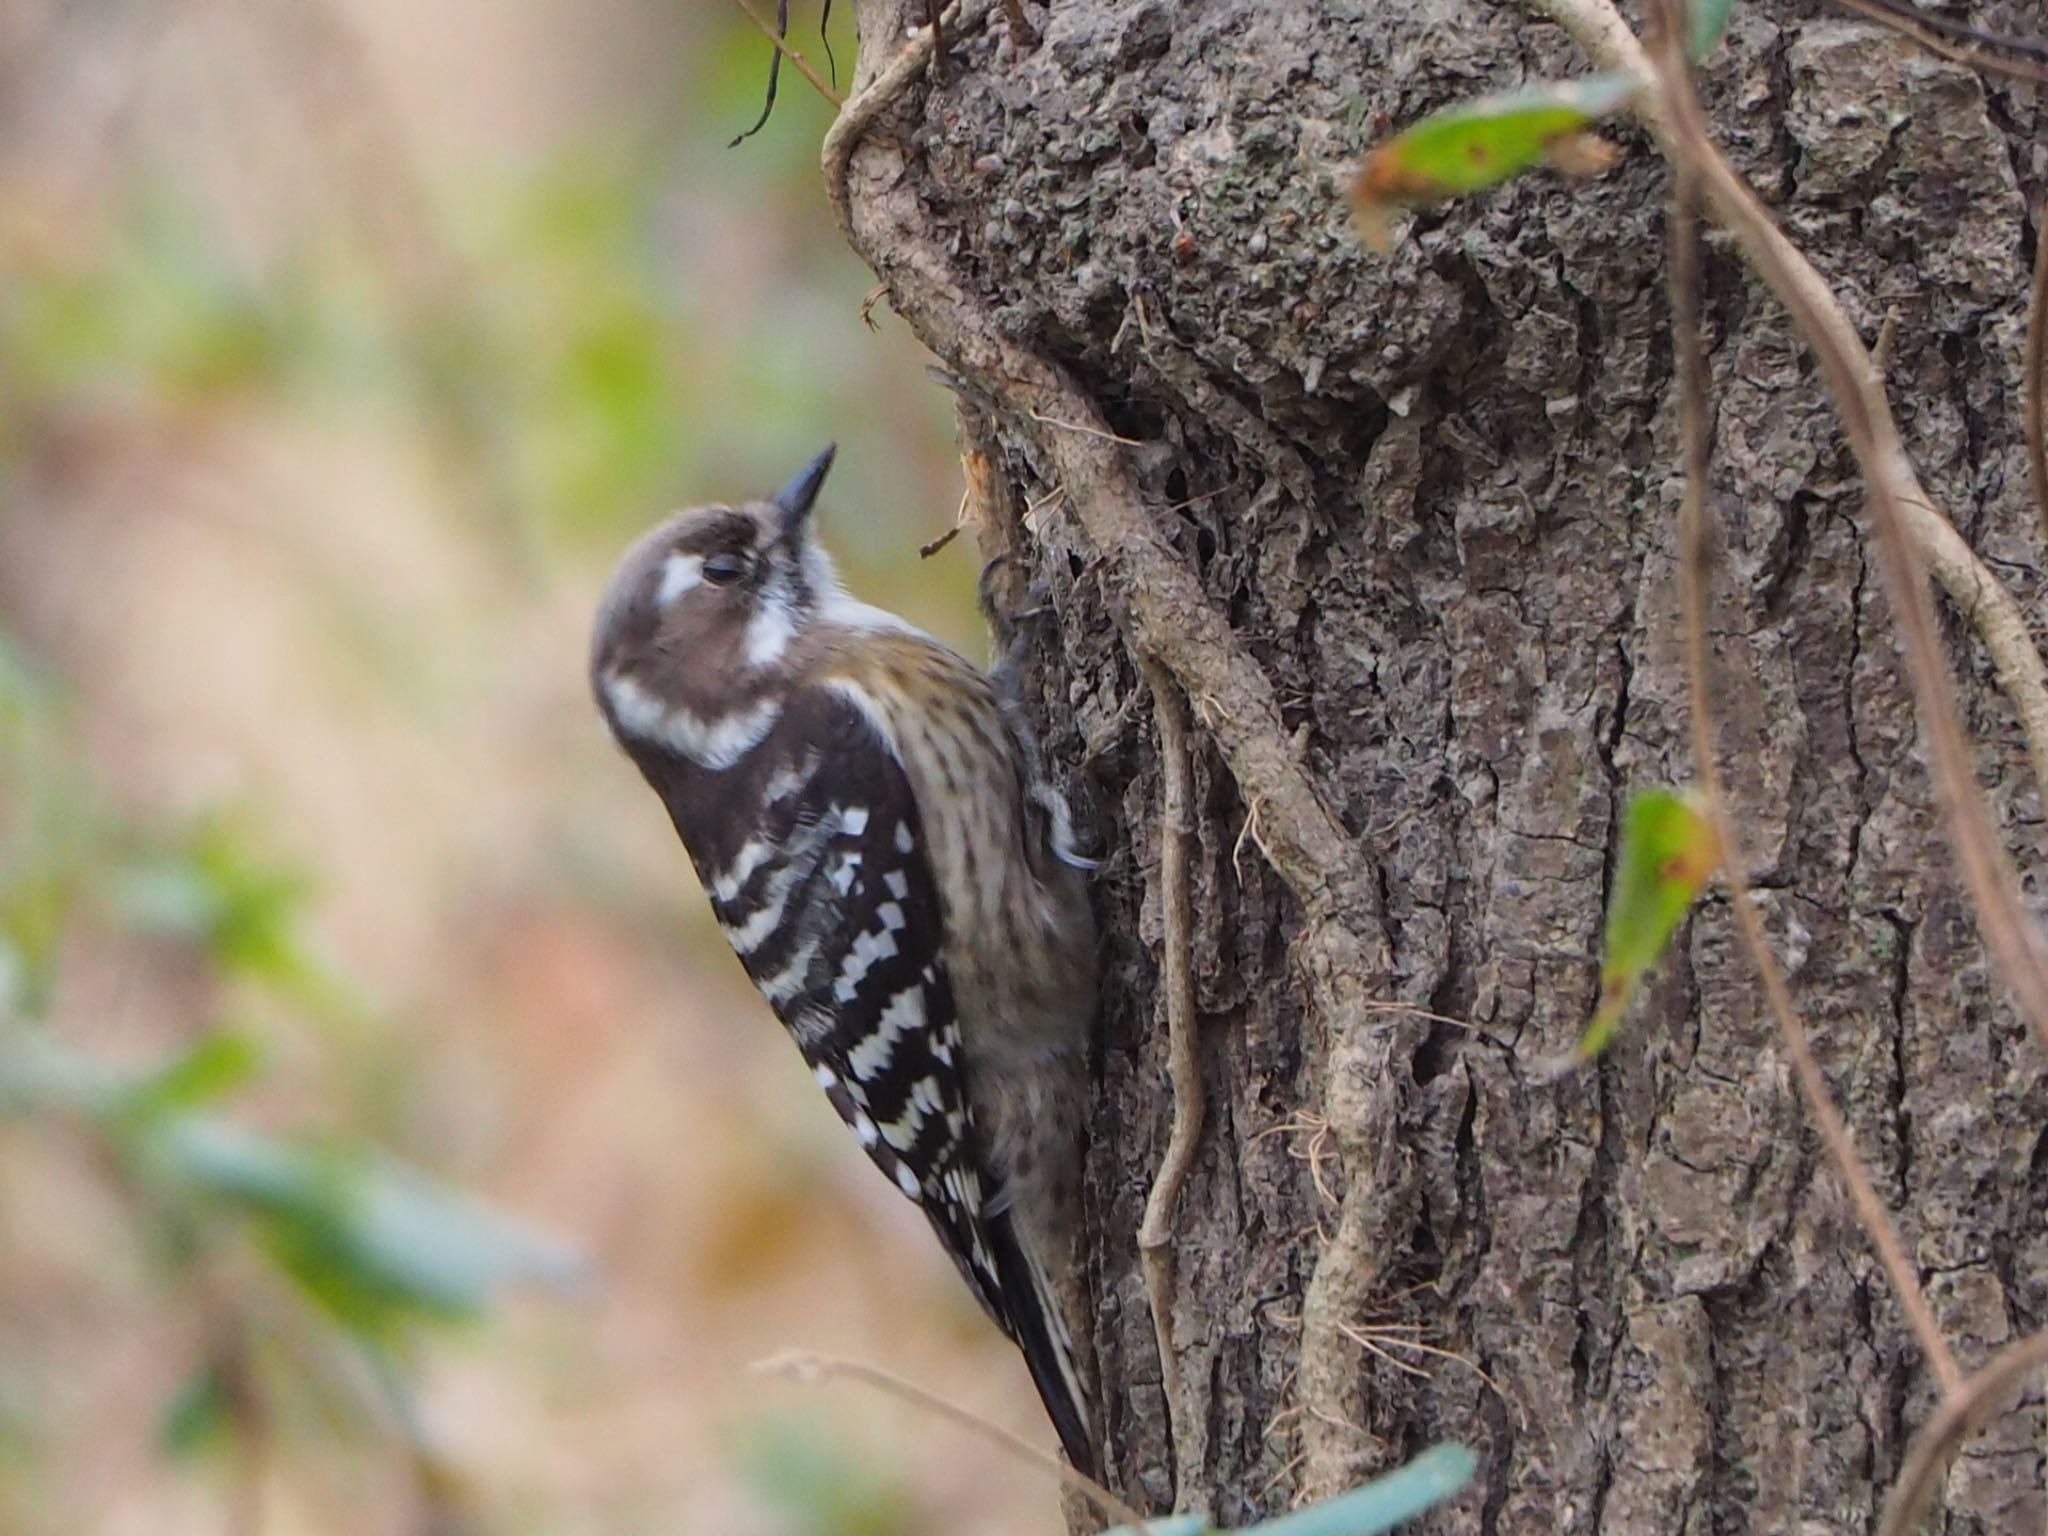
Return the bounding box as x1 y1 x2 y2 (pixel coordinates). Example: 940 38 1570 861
832 2 2048 1530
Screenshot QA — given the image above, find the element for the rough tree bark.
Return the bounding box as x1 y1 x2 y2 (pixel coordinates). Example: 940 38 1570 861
831 2 2048 1531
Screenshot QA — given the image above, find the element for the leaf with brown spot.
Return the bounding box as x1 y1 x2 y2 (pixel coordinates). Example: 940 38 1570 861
1348 73 1637 251
1574 788 1721 1063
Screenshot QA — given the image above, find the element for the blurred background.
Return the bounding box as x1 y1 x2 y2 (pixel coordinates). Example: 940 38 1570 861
0 2 1047 1532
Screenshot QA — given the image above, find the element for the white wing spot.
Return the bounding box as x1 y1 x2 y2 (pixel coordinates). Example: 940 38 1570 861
829 851 864 896
880 1100 925 1151
884 870 910 900
763 755 813 806
894 822 916 855
894 1162 922 1197
877 901 906 933
839 806 870 836
714 838 778 904
833 924 901 1002
761 936 821 1004
813 1063 837 1090
724 861 800 954
846 985 927 1083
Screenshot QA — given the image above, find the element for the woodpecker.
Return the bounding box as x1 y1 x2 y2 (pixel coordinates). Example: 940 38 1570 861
589 445 1098 1474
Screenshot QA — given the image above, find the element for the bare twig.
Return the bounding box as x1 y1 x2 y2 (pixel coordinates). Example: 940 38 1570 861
1832 0 2048 62
1875 1328 2048 1536
218 1322 265 1536
824 0 989 235
1135 653 1206 1504
1030 410 1146 445
1525 0 2048 1067
2028 205 2048 551
1826 0 2048 86
926 0 950 84
999 0 1039 48
752 1350 1151 1530
1336 1319 1510 1402
1654 0 1963 1400
819 0 839 86
729 0 845 124
922 484 970 558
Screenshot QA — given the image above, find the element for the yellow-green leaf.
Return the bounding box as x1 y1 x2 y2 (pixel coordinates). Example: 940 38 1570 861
1350 73 1636 247
1687 0 1735 59
1576 789 1720 1061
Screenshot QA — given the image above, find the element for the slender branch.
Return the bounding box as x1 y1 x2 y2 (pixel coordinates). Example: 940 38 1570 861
1525 0 2048 1068
2028 205 2048 551
1875 1327 2048 1536
926 0 950 84
824 0 986 236
1826 0 2048 86
1654 0 1963 1400
1136 653 1206 1505
218 1320 266 1536
729 0 845 114
753 1350 1152 1531
1830 0 2048 61
999 0 1039 48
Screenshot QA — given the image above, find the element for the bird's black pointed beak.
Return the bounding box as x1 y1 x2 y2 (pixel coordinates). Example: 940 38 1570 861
774 443 837 538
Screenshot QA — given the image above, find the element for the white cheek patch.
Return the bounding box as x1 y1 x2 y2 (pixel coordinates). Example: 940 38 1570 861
744 592 798 668
656 553 704 608
603 672 780 771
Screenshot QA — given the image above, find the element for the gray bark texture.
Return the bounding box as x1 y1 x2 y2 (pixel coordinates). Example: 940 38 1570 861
833 2 2048 1531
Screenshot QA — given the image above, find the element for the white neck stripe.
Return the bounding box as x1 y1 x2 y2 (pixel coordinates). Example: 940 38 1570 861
604 672 779 771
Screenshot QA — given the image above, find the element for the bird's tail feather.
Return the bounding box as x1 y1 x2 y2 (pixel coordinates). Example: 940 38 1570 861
988 1209 1096 1480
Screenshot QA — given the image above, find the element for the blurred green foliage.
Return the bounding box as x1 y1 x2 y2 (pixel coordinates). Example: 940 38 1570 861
3 188 299 407
737 1409 928 1536
0 8 971 1527
0 634 576 1518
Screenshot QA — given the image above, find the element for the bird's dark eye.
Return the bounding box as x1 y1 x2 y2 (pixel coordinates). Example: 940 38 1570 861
702 552 748 587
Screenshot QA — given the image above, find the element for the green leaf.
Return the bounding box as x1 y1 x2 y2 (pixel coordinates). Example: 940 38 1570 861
0 1032 121 1117
147 1117 581 1333
159 1363 235 1457
1103 1444 1475 1536
334 1155 585 1318
122 1030 262 1122
111 817 313 983
1686 0 1735 59
1242 1446 1476 1535
149 1116 327 1210
735 1411 924 1536
1576 789 1721 1061
1350 74 1635 245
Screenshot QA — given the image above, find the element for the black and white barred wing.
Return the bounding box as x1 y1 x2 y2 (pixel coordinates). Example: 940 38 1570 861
702 688 1005 1315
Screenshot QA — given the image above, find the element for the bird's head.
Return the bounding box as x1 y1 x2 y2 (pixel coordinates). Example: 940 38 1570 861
589 444 839 767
